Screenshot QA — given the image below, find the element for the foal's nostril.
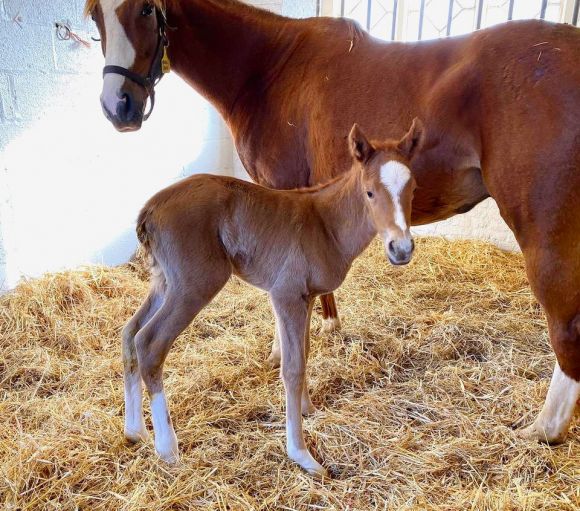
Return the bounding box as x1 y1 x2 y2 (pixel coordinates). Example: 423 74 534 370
388 240 395 254
411 239 415 251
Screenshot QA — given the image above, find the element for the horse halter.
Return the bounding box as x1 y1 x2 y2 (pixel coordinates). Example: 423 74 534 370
102 7 170 121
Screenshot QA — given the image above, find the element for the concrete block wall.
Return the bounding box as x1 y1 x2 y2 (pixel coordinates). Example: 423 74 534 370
0 0 265 290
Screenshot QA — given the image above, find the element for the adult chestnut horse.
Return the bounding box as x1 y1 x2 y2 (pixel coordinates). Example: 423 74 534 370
87 0 580 446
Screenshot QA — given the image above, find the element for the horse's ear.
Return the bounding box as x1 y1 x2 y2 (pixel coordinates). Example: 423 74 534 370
349 123 375 163
397 118 425 160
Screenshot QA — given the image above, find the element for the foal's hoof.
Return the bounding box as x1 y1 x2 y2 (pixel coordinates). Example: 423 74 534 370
517 422 566 445
290 449 328 479
124 428 149 444
156 447 180 465
155 433 180 464
321 317 341 334
265 351 281 370
301 399 317 416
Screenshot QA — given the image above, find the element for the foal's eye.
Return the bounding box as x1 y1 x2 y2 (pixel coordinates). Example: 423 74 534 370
366 191 374 199
90 11 96 21
141 3 154 16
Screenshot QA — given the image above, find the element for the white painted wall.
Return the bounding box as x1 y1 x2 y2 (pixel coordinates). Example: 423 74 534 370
0 0 288 290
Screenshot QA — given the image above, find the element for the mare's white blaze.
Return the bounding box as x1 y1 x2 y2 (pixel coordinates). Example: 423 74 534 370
380 161 411 232
527 363 580 441
100 0 136 114
123 370 148 441
151 392 179 462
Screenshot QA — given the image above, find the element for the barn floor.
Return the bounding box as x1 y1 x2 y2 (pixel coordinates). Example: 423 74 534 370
0 237 578 510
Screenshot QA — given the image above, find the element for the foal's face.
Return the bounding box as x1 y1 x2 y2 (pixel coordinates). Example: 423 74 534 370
349 119 424 265
87 0 162 131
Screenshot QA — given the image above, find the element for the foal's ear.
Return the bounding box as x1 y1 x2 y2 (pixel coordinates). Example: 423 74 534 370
349 123 375 163
397 118 425 160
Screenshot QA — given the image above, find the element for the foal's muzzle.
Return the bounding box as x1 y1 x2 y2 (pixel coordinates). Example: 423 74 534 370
387 238 415 266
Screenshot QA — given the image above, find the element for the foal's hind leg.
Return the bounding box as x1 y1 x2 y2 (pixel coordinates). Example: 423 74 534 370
136 270 231 463
122 279 165 443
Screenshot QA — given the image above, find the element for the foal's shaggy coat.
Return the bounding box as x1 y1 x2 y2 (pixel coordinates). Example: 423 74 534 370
122 121 423 475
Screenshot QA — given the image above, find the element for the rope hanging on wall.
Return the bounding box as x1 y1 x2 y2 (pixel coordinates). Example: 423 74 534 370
55 22 91 48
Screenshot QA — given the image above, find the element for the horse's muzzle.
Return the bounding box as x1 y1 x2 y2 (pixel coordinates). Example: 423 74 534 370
100 91 144 132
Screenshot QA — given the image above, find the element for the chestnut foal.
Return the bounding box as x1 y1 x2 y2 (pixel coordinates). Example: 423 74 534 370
122 120 423 476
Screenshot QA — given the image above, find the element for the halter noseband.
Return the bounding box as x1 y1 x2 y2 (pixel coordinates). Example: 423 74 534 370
102 7 170 121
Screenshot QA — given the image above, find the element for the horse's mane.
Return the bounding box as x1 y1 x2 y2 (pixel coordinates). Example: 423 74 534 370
84 0 283 20
84 0 166 16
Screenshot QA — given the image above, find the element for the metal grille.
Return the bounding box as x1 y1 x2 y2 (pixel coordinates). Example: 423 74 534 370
332 0 580 41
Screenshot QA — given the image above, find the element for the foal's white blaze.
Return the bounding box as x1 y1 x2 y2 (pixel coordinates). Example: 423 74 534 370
380 161 411 232
100 0 136 115
522 363 580 442
123 370 148 442
151 392 179 463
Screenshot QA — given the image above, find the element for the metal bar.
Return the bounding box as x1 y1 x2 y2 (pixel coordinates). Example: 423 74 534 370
507 0 514 20
574 0 580 26
316 0 321 17
340 0 345 17
366 0 372 30
418 0 426 40
446 0 454 36
539 0 548 19
391 0 398 40
476 0 484 29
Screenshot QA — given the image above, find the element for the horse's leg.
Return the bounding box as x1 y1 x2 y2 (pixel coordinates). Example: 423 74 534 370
122 280 164 444
135 266 231 463
319 293 341 333
271 293 327 477
516 247 580 443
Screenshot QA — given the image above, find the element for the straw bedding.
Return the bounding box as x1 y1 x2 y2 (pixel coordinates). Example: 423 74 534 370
0 237 578 510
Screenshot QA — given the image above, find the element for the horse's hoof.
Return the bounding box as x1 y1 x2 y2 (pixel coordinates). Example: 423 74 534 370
321 317 341 333
516 423 565 445
124 428 149 444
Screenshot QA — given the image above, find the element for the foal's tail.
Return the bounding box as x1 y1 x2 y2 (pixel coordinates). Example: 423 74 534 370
136 206 153 255
136 206 165 290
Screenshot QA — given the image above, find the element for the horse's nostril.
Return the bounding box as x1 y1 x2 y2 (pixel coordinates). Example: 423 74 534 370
116 93 135 122
388 240 395 253
411 239 415 251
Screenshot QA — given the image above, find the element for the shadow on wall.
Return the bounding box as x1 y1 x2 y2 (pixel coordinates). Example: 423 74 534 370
0 33 234 290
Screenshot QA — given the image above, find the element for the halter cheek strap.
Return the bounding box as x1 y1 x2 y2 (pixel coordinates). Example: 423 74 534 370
102 8 170 121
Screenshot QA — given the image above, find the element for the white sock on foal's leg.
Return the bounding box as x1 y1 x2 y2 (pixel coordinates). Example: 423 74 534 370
124 371 148 443
151 392 179 463
519 362 580 443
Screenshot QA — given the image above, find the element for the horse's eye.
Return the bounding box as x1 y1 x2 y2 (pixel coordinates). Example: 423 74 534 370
90 11 96 21
366 191 374 199
141 3 154 16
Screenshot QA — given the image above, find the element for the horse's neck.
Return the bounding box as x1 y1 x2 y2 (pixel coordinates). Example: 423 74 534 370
315 170 376 264
166 0 289 120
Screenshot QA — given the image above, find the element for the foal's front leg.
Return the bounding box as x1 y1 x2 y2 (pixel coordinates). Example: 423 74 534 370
271 293 327 477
